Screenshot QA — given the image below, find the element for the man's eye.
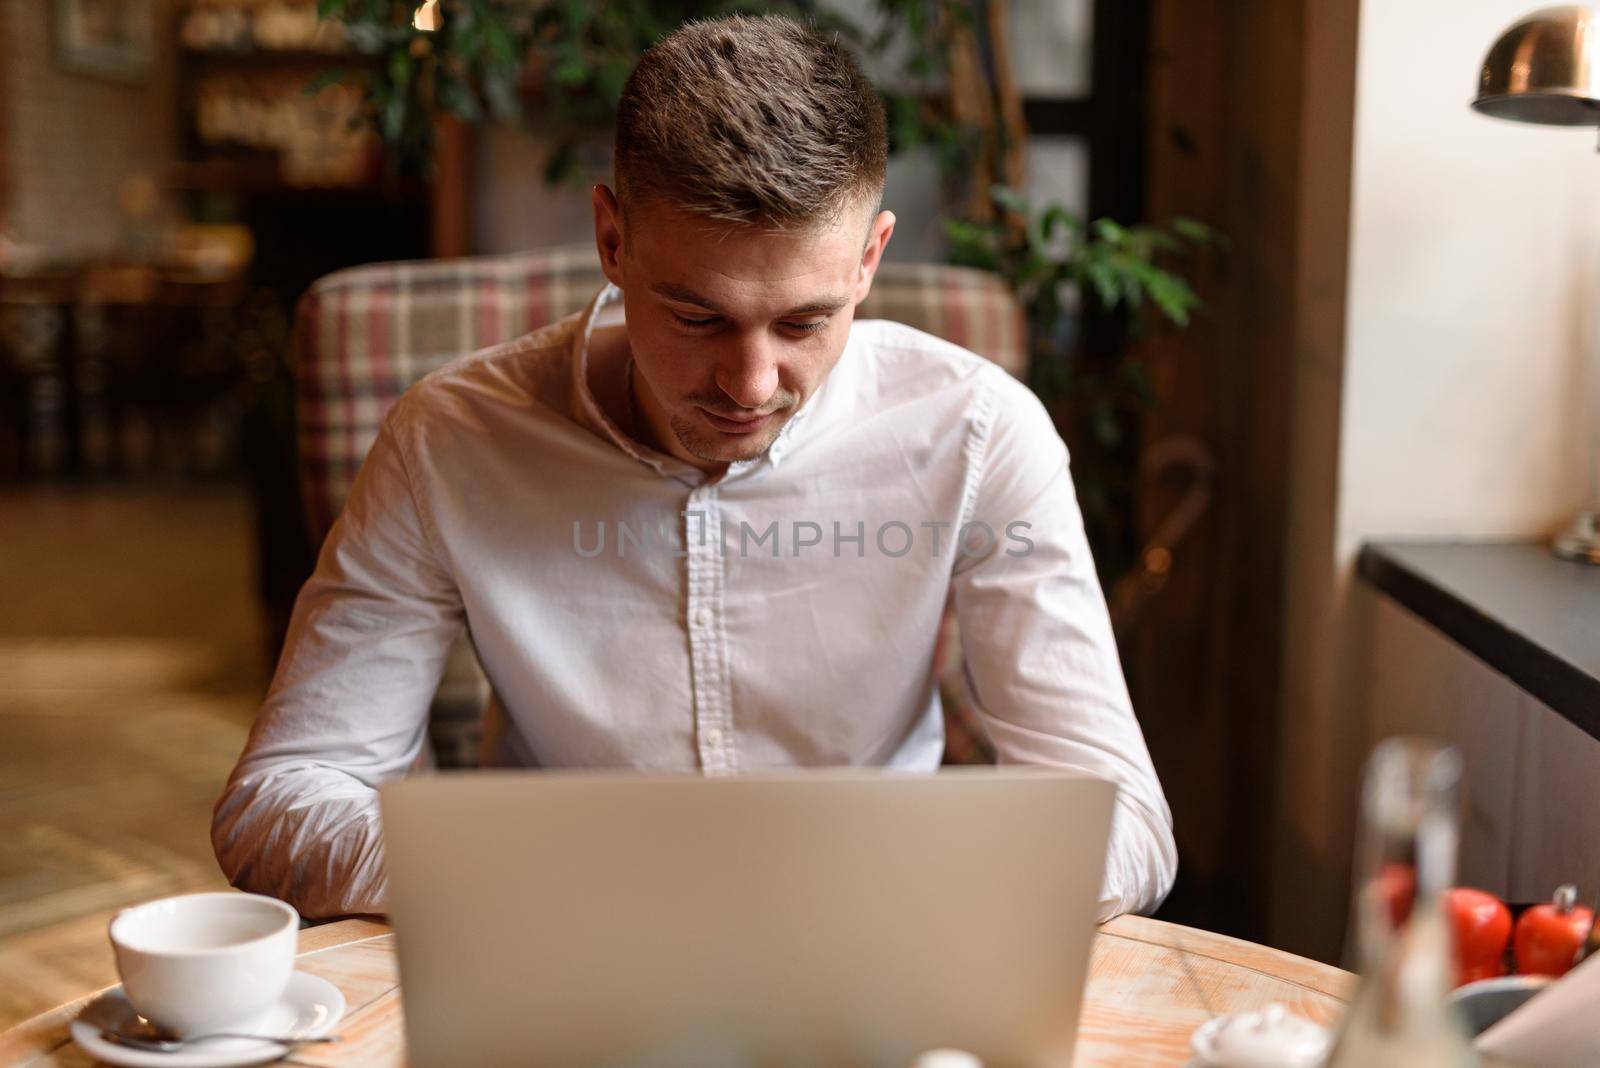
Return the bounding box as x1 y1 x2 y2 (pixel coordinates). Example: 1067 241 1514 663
672 312 719 329
782 320 828 335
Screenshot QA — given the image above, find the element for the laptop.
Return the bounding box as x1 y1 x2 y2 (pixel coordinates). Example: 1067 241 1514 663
379 767 1115 1068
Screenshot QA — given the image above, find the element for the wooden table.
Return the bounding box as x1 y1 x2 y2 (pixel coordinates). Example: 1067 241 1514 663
0 915 1354 1067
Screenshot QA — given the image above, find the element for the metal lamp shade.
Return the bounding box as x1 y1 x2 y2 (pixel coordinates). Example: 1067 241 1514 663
1470 9 1600 565
1473 5 1600 125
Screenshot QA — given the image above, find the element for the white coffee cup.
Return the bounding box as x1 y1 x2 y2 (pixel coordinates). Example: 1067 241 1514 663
108 892 298 1036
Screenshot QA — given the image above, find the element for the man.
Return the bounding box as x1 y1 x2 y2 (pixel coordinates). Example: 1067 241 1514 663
213 14 1176 921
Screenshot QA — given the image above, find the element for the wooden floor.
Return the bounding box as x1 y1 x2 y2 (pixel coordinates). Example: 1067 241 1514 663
0 484 269 1029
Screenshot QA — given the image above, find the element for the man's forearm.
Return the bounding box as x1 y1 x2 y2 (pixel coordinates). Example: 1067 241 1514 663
1097 794 1178 921
210 407 461 918
212 764 390 918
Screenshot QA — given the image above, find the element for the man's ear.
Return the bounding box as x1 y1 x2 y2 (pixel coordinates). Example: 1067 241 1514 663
593 184 626 289
853 209 897 305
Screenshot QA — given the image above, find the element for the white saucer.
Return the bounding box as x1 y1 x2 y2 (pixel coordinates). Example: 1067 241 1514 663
69 971 345 1068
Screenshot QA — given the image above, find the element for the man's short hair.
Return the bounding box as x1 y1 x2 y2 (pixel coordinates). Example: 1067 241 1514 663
614 14 888 230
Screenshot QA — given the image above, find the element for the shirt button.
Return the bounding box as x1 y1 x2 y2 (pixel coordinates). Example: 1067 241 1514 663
703 728 723 748
694 606 713 629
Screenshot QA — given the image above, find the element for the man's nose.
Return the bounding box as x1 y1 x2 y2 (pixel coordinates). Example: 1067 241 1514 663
713 334 781 410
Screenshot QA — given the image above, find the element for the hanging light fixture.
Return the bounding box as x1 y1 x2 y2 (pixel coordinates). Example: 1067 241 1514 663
1473 5 1600 126
412 1 442 33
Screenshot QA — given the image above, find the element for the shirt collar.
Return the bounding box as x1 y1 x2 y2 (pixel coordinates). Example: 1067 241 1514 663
569 283 836 480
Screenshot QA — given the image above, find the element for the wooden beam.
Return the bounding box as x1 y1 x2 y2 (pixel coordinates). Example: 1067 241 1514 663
1270 0 1361 963
0 0 9 233
1088 0 1149 226
1132 0 1358 957
430 114 472 259
1020 99 1094 138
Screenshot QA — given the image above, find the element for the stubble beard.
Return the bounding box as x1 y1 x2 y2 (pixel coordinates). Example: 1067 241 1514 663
669 410 789 464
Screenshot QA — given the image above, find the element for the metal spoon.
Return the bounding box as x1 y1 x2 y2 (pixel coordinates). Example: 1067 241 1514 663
100 1028 342 1053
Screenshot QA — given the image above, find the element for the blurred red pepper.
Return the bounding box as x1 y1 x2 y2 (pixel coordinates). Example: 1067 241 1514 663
1445 887 1511 986
1514 884 1593 977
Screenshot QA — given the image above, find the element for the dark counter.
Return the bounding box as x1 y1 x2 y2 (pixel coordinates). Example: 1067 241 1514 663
1358 541 1600 743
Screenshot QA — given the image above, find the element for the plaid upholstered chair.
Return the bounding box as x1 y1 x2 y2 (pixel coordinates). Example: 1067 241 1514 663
294 246 1027 767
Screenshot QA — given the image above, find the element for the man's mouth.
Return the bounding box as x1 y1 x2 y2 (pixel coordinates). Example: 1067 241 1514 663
699 407 777 434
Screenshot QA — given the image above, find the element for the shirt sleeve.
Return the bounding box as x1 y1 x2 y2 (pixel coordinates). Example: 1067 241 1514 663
212 404 463 918
950 369 1177 920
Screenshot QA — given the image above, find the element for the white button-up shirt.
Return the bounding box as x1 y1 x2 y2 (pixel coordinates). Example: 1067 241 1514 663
213 284 1176 920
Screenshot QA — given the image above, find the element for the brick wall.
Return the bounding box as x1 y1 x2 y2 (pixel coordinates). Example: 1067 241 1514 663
0 0 176 257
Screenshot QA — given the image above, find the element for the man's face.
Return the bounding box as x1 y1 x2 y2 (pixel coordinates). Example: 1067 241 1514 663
594 188 895 469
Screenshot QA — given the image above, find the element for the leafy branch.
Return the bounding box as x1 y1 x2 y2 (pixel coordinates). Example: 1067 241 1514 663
945 187 1220 573
315 0 953 184
945 186 1217 405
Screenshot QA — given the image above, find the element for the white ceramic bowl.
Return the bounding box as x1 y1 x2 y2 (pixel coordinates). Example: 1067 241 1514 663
108 892 298 1037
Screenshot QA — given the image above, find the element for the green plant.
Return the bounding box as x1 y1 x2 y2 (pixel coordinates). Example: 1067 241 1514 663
865 0 979 194
313 1 534 173
945 187 1219 574
314 0 957 183
945 186 1213 382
